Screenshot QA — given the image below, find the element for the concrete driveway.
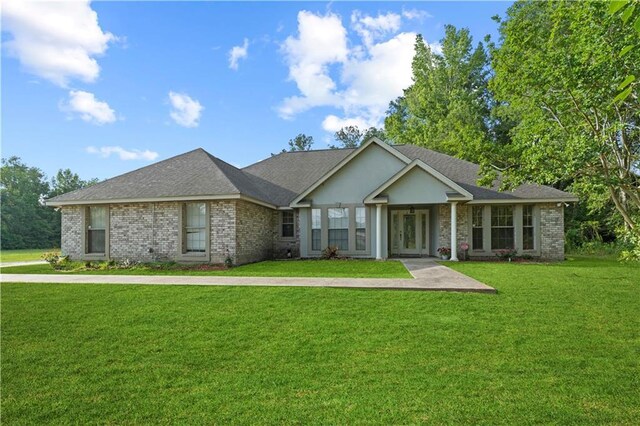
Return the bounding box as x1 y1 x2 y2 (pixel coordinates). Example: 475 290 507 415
1 258 495 293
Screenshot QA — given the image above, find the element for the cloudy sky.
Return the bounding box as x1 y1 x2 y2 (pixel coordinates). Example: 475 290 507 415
2 1 510 181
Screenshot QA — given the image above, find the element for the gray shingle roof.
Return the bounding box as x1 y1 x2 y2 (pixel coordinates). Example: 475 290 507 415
46 148 295 206
48 143 575 207
393 145 575 200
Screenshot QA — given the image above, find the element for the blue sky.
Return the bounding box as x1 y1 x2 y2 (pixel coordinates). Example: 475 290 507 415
2 1 511 181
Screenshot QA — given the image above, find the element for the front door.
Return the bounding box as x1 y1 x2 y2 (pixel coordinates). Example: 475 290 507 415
391 209 429 256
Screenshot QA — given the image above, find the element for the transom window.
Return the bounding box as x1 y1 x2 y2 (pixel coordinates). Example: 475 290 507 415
491 206 514 250
184 202 206 253
87 206 107 254
523 205 534 250
281 211 294 238
355 207 366 251
311 209 321 251
328 207 349 250
472 206 483 250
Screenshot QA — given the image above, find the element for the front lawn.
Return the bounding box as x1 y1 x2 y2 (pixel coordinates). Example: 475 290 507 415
0 259 412 279
2 256 638 423
0 248 53 263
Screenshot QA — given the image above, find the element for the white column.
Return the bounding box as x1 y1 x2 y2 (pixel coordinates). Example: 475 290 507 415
376 204 382 260
450 201 458 261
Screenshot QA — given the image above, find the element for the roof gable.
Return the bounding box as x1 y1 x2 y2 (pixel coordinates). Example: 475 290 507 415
290 138 410 207
365 160 473 204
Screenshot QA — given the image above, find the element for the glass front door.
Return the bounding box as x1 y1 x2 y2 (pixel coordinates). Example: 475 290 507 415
391 209 428 256
403 214 416 250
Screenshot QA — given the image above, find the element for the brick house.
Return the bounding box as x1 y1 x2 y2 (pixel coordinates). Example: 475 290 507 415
46 138 577 264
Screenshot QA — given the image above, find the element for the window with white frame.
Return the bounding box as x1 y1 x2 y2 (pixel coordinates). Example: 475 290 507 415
472 206 483 250
184 202 206 253
491 206 514 250
355 207 366 251
328 207 349 250
523 205 534 250
281 211 294 238
87 206 107 254
311 209 321 251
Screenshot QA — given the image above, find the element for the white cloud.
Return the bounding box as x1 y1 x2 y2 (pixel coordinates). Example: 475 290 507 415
2 0 115 87
402 9 432 21
279 11 349 118
62 90 117 125
322 115 378 133
351 11 401 47
86 146 159 161
279 10 426 131
168 91 203 128
228 38 249 70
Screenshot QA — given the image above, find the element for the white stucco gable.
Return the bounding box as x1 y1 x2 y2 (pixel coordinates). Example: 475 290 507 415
290 138 410 207
364 159 473 205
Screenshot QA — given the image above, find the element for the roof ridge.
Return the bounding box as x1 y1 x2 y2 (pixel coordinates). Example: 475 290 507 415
205 150 296 205
242 147 357 171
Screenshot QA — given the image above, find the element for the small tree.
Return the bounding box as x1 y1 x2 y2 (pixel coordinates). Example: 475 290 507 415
287 133 314 151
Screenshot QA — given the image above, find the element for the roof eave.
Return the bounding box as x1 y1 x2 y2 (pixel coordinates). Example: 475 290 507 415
45 193 278 210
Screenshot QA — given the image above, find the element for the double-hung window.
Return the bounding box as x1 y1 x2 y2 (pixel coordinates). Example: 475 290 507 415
523 205 534 250
281 211 294 238
184 202 206 253
491 206 514 250
311 209 321 251
472 206 483 250
355 207 366 251
328 207 349 250
87 206 107 254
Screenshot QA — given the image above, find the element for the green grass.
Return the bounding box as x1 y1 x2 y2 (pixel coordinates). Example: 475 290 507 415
2 256 639 424
0 259 412 278
0 248 53 263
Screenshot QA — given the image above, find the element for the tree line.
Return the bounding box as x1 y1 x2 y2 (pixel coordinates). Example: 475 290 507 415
1 157 97 249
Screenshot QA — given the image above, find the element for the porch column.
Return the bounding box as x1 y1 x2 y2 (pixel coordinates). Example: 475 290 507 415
450 201 458 261
376 204 382 260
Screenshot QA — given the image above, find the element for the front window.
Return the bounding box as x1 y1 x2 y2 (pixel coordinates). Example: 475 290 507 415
472 206 483 250
491 206 514 250
311 209 321 251
328 207 349 250
87 206 107 253
281 211 294 238
184 202 206 253
523 205 534 250
355 207 366 251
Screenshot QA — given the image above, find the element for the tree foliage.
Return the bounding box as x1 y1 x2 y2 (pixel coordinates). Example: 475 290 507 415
287 133 314 152
1 157 97 249
489 0 640 237
384 27 493 162
330 126 386 149
1 157 52 249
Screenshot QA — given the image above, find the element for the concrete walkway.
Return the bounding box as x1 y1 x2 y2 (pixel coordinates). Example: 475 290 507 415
0 260 47 267
1 259 495 293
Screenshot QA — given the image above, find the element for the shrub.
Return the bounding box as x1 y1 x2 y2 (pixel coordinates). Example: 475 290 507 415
619 229 640 261
495 248 518 261
41 251 70 270
224 256 233 268
321 245 340 259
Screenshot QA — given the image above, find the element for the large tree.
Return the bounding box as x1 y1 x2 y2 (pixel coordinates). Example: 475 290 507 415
488 1 640 236
1 157 52 249
385 27 492 162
